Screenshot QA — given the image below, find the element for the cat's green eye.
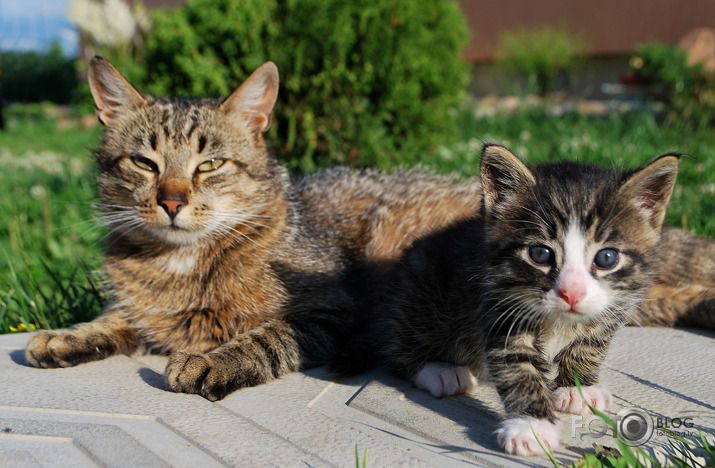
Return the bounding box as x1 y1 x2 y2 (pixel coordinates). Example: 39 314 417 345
131 156 158 173
528 245 552 265
197 158 226 172
594 248 619 269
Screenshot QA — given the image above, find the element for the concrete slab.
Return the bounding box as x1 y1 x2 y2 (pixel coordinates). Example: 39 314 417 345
1 327 713 467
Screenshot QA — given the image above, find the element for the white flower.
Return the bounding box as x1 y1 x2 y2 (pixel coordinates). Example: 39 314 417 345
68 0 148 48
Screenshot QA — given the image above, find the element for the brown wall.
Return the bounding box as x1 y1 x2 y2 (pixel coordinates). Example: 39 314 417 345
458 0 715 61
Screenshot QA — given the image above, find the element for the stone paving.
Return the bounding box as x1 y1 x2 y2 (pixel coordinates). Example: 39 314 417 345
1 327 713 467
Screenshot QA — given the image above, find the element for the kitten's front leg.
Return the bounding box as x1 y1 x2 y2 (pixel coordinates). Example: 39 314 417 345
553 328 615 415
25 311 139 368
489 336 561 456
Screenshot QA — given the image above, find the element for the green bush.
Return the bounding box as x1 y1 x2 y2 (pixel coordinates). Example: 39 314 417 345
140 0 471 171
495 26 586 96
0 42 77 104
632 42 715 128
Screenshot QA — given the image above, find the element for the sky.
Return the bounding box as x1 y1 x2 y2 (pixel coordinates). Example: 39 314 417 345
0 0 79 56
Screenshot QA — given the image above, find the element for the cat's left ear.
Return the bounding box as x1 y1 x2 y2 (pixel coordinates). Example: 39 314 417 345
221 61 279 133
619 154 680 230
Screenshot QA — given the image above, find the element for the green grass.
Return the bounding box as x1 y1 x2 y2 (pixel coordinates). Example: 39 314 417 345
0 101 713 333
0 104 105 333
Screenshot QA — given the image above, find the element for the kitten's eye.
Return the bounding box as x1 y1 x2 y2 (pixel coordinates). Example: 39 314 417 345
594 248 619 269
197 158 226 172
131 156 158 173
528 245 552 265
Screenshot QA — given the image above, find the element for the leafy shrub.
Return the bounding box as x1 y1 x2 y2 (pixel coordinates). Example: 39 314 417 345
632 42 715 128
140 0 471 171
0 43 77 104
495 26 586 96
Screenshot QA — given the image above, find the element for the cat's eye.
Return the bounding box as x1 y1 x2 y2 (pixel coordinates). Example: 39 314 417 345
131 156 158 173
594 248 619 270
197 158 226 172
528 245 552 265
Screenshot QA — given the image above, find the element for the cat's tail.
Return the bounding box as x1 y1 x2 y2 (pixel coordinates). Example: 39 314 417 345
634 227 715 331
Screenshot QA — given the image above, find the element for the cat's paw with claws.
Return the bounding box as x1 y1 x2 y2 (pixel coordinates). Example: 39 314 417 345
554 385 612 415
25 330 111 368
414 362 477 397
166 350 234 401
497 417 562 456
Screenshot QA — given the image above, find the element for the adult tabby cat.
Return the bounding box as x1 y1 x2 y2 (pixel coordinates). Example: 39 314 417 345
373 144 713 456
24 57 479 401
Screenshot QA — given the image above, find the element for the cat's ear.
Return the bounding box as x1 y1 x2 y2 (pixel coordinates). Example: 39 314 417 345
480 144 536 214
618 154 679 230
88 56 147 127
220 61 279 133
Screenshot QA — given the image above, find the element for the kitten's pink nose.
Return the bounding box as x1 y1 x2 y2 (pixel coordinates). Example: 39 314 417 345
558 284 586 309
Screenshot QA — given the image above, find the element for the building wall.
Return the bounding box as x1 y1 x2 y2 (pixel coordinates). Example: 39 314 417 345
457 0 715 61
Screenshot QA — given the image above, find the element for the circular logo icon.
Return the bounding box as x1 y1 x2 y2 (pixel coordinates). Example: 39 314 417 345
616 408 653 446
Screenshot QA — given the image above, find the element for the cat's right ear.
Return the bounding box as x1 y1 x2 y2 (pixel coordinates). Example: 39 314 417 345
618 153 679 231
220 61 279 133
480 144 536 215
88 56 147 127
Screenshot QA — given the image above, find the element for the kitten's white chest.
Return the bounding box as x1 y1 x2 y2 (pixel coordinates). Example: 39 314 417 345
541 324 577 364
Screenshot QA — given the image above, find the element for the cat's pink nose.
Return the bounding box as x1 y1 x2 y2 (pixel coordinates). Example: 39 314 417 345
558 285 586 309
159 199 186 219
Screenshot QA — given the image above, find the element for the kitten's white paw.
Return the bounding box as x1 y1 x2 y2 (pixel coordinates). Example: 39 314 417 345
554 385 612 415
497 417 562 457
414 362 477 397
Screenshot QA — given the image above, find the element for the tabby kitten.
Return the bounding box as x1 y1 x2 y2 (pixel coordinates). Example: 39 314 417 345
24 57 479 400
376 144 683 456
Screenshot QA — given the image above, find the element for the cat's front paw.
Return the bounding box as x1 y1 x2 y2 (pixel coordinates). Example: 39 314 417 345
497 417 562 457
166 351 233 401
414 362 477 397
25 330 108 368
554 385 612 415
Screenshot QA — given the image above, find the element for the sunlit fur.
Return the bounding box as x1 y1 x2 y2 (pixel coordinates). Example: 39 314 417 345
376 144 684 456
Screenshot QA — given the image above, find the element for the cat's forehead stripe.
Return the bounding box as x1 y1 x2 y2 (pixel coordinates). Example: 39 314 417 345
185 115 199 141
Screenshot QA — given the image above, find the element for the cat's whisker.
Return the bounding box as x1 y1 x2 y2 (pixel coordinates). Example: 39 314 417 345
216 215 275 231
205 219 259 246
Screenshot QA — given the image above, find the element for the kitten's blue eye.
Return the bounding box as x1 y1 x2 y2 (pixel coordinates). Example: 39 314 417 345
528 245 552 265
594 248 619 269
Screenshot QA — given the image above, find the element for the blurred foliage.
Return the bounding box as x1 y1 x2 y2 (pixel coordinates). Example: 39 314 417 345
632 42 715 128
495 26 587 96
137 0 471 171
0 43 77 104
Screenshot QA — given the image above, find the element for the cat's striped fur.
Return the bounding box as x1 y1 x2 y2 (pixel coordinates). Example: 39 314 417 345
372 144 708 456
24 57 479 400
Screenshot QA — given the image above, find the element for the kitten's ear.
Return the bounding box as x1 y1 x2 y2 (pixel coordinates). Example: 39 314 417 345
480 144 536 214
220 61 279 133
618 154 679 230
88 56 147 127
